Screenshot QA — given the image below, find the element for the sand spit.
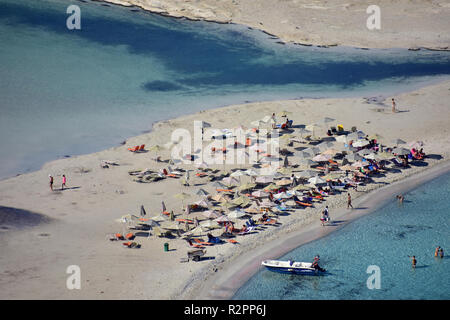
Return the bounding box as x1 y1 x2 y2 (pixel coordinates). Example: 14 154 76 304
97 0 450 50
0 79 449 299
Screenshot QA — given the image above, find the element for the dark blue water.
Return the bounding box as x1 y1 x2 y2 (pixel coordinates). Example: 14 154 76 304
1 0 450 179
234 172 450 300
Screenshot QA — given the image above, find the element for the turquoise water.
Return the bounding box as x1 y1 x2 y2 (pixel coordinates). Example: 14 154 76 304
234 172 450 300
1 0 450 179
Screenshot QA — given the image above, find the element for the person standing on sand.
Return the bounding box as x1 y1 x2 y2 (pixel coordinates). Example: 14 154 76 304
62 174 67 190
347 193 353 209
49 175 53 191
392 98 396 113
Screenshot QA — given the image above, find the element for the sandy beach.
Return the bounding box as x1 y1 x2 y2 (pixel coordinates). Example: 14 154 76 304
1 75 449 299
100 0 450 50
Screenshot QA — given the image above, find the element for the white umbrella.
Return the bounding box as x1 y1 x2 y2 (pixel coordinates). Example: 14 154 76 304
308 176 326 185
312 154 331 162
202 210 220 219
195 188 209 197
392 147 410 156
252 190 270 198
303 147 320 156
352 139 370 147
222 176 240 186
255 175 274 184
345 153 363 162
215 215 231 223
245 168 260 176
230 170 245 177
228 209 247 219
408 140 424 149
296 170 317 179
200 220 220 229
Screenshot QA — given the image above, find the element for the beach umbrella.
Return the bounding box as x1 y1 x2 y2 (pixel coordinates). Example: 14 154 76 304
202 210 220 219
303 147 320 156
195 161 209 170
298 159 316 167
148 144 165 158
363 153 379 160
322 148 340 156
358 149 373 156
195 189 209 198
277 167 293 175
345 153 363 162
292 185 311 191
352 161 370 168
352 139 370 147
264 183 279 191
187 225 208 236
273 192 292 199
197 121 212 128
255 175 274 184
276 179 292 186
296 170 317 179
232 195 251 207
238 183 257 192
312 154 331 162
252 190 270 198
161 221 182 231
335 135 350 144
228 209 247 219
219 201 237 210
408 140 424 149
195 199 211 208
200 220 220 229
150 214 168 223
221 176 239 186
308 176 326 185
211 193 228 202
230 170 245 177
392 147 410 156
377 152 395 160
317 141 334 151
347 132 364 141
215 215 231 223
245 168 260 176
294 151 313 159
140 205 147 217
212 181 227 189
284 200 297 207
322 173 343 180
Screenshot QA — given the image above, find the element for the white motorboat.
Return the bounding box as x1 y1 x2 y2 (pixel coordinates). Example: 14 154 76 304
261 259 325 275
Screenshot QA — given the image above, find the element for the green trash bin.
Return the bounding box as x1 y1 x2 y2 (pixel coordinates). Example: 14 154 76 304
164 243 169 252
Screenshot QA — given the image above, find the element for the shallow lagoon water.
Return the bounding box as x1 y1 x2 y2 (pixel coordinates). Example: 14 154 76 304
233 172 450 300
1 0 450 179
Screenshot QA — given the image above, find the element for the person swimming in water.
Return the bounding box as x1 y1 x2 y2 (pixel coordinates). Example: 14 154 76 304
409 255 417 268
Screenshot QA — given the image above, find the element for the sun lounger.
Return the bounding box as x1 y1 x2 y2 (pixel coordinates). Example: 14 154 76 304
128 145 139 152
125 232 135 240
226 239 239 244
109 233 125 241
122 241 140 248
186 239 205 249
193 238 214 246
295 201 313 207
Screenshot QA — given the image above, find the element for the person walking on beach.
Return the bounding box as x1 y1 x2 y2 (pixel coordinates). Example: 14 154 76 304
347 193 353 209
61 174 67 190
49 175 54 191
392 98 396 113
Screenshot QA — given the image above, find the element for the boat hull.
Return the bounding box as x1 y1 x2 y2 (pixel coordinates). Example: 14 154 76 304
262 260 325 275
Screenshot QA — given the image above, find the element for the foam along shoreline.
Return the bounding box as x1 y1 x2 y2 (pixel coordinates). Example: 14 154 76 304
190 159 450 300
0 78 449 299
97 0 450 50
